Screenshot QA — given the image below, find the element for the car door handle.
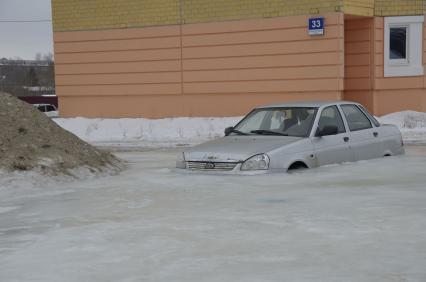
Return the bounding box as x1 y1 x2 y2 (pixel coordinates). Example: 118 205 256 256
373 132 378 137
343 137 350 142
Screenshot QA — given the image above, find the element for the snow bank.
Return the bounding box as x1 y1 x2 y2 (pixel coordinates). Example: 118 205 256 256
378 110 426 129
53 111 426 148
55 117 242 147
378 111 426 144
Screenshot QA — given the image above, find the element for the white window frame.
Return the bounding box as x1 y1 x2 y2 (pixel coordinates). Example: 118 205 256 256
384 16 424 77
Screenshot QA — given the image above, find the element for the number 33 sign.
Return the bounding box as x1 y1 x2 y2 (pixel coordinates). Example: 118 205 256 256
308 17 324 35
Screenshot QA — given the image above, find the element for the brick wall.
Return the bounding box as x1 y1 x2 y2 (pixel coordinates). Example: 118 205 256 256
344 0 375 16
52 0 181 31
375 0 424 16
52 0 426 32
52 0 342 32
182 0 341 24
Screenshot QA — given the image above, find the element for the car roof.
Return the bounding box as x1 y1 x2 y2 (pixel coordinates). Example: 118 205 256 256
256 100 360 109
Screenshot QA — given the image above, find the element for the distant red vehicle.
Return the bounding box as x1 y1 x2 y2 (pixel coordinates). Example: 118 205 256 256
18 95 58 108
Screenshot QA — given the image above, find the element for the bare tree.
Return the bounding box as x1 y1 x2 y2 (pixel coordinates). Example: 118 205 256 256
42 52 53 62
35 53 42 61
0 58 55 97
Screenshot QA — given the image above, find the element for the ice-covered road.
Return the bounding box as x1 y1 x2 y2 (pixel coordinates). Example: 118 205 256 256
1 147 426 282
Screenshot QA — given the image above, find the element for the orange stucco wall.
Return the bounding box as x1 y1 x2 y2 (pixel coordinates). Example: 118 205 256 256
344 16 426 115
54 11 426 118
54 13 345 118
344 16 375 112
371 17 426 116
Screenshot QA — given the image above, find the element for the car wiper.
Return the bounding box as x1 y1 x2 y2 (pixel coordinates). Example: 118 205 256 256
250 130 288 136
230 129 249 135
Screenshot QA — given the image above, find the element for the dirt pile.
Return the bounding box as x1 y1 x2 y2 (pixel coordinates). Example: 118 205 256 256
0 92 122 175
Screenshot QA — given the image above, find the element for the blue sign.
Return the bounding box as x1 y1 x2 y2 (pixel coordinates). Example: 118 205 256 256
308 17 324 35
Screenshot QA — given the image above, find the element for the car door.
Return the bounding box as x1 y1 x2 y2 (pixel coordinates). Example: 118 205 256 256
340 104 383 161
311 106 354 166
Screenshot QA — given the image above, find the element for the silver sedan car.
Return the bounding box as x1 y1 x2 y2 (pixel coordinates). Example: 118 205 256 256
176 101 404 173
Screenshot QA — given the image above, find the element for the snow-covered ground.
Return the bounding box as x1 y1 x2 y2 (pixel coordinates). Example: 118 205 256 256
54 111 426 147
54 117 242 148
1 147 426 281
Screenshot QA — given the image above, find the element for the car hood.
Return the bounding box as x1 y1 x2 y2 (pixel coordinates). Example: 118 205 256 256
184 136 302 162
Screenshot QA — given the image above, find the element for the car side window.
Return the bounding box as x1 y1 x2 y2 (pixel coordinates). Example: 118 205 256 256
341 104 372 131
317 106 346 135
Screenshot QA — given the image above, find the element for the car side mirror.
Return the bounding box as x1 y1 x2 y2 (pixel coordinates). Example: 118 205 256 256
224 127 234 136
317 125 338 137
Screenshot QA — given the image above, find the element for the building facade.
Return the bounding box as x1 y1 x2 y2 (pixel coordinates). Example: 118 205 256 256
51 0 426 118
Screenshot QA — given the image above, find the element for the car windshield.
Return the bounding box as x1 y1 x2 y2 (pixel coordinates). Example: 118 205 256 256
233 107 318 137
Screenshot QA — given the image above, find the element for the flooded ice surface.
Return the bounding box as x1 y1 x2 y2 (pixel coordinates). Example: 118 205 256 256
1 147 426 282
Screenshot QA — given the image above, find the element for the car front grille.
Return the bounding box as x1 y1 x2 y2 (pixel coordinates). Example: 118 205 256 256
186 161 238 171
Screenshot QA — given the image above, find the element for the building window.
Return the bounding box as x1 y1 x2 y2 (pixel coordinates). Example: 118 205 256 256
384 16 424 77
389 27 407 60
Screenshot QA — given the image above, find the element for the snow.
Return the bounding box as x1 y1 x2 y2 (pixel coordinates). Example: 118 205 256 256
2 110 425 280
54 111 426 148
1 147 426 281
378 111 426 144
54 117 242 148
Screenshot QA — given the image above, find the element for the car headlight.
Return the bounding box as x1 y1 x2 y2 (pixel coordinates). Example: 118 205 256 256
176 152 186 169
240 154 270 171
